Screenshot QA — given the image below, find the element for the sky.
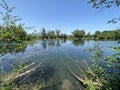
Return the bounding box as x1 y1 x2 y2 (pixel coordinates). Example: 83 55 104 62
1 0 120 34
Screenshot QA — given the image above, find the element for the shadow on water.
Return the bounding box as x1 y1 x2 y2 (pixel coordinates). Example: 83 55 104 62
71 39 85 46
41 39 67 49
0 39 67 55
0 43 27 54
0 40 39 55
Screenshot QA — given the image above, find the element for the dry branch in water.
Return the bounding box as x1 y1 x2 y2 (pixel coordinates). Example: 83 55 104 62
65 60 102 89
1 60 46 84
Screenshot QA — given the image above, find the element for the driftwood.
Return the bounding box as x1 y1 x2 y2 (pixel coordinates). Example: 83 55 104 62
65 64 87 85
2 60 46 83
65 61 102 88
17 60 44 85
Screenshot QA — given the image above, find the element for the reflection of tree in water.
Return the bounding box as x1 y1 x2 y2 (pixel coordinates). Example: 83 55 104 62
62 39 67 44
41 40 66 49
56 40 61 47
48 40 55 47
42 40 47 49
0 43 27 54
72 39 85 46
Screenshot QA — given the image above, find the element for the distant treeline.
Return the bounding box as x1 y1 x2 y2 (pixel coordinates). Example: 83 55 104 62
39 28 67 39
1 25 120 42
36 28 120 40
0 0 120 42
93 30 120 40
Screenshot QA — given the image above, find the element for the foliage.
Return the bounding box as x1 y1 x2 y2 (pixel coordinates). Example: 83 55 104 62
60 33 67 38
85 41 120 89
0 25 27 42
55 29 61 38
40 28 67 39
0 0 27 42
85 32 92 39
94 30 120 40
0 0 21 27
89 0 120 23
41 27 46 39
104 42 120 88
0 60 46 90
72 29 85 39
89 0 120 8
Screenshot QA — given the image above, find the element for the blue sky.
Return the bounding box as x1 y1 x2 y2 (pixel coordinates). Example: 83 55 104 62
1 0 120 34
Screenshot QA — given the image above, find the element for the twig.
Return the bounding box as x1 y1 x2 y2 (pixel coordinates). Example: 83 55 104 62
17 60 46 85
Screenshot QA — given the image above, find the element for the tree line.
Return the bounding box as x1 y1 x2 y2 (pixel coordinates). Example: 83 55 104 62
0 0 120 43
37 28 120 40
40 28 67 39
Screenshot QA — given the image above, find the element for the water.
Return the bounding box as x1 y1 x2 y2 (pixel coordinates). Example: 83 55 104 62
0 40 119 90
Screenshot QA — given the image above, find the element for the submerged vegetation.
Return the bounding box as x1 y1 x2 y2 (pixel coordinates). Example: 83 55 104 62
0 60 46 90
65 42 120 89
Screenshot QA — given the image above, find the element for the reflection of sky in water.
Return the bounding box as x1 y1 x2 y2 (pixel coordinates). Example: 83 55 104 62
0 40 119 90
0 40 118 71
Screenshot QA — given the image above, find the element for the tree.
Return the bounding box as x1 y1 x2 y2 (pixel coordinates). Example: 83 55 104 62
60 33 67 38
11 24 27 41
41 27 46 39
47 30 53 38
85 32 91 39
89 0 120 23
0 0 21 27
94 31 101 39
55 29 60 38
94 30 120 40
51 30 55 38
0 0 26 42
89 0 120 8
115 29 120 39
72 29 85 39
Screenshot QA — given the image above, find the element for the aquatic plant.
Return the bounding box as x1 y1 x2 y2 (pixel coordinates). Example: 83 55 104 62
65 60 104 90
0 60 46 90
65 42 120 90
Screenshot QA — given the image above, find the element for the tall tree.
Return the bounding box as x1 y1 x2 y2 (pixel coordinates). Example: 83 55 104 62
51 30 55 38
55 29 60 38
94 31 101 39
41 27 46 39
47 30 52 38
0 0 21 27
72 29 85 39
0 0 26 42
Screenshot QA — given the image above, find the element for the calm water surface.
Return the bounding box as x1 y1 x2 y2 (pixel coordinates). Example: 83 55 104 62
0 40 118 90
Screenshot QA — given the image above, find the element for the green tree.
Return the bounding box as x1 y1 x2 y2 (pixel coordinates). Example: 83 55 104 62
0 0 21 27
115 29 120 39
47 30 53 39
94 30 120 40
72 29 85 39
0 0 26 42
94 31 101 39
51 30 55 38
55 29 60 38
60 33 67 38
85 32 91 39
89 0 120 23
41 28 46 39
89 0 120 9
